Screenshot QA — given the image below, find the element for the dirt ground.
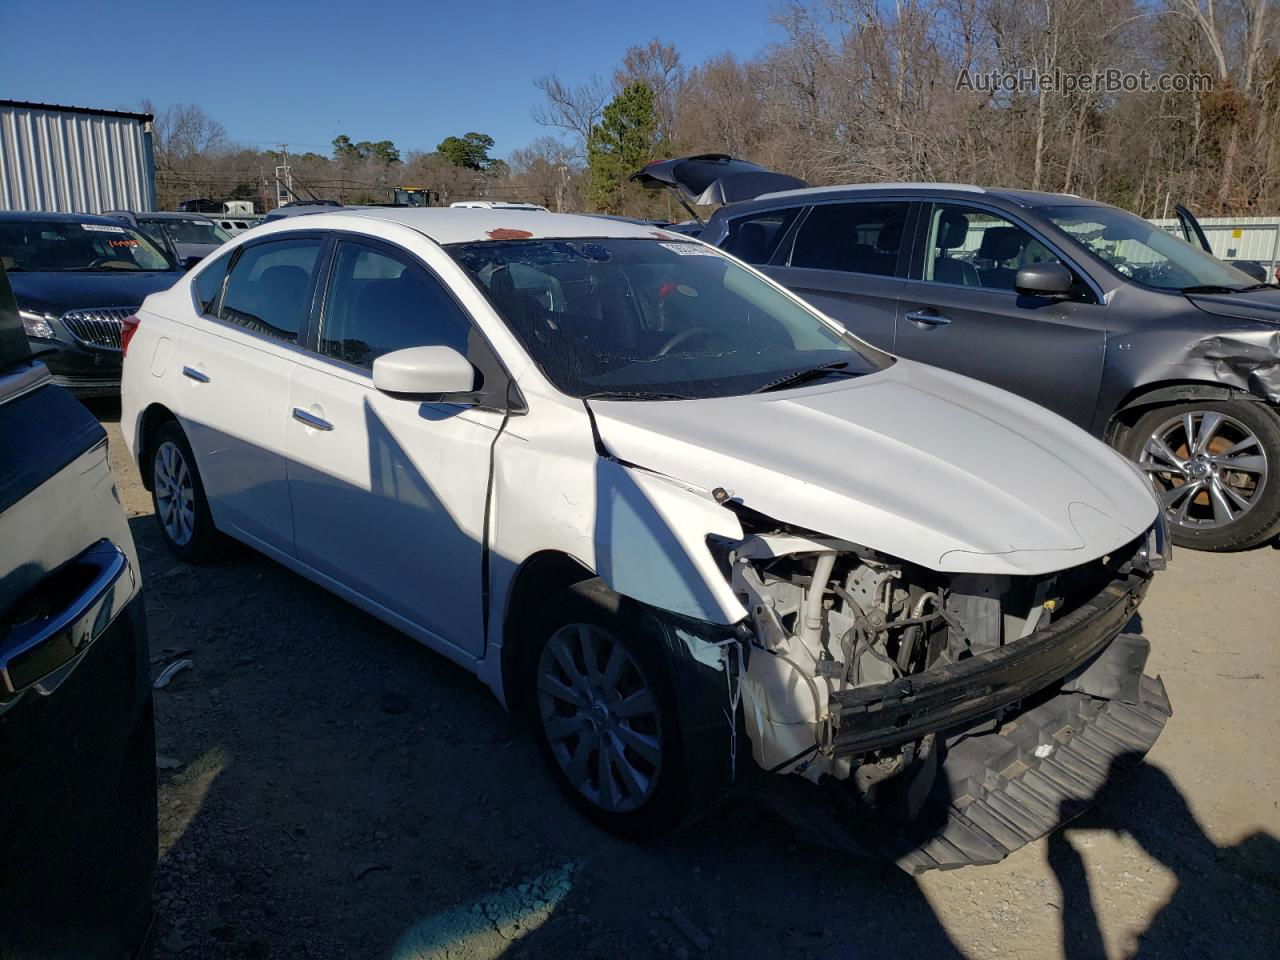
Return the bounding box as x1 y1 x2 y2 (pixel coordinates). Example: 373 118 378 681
91 400 1279 960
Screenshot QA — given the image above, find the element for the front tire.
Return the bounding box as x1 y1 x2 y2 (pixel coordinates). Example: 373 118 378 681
148 421 222 563
1122 400 1280 551
523 580 689 841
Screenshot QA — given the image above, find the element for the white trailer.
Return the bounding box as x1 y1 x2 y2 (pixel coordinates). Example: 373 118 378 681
0 100 157 214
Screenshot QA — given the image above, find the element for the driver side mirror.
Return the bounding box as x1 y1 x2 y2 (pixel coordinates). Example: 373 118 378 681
372 346 476 397
1015 262 1074 299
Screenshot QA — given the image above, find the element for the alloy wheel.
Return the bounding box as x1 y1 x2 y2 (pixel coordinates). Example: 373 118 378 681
154 440 197 546
535 623 663 813
1139 410 1268 530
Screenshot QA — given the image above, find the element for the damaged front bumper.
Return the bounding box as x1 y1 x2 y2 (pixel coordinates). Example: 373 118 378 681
827 568 1149 756
711 528 1172 871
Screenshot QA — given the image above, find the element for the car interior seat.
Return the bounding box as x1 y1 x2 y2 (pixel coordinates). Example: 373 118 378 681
931 210 980 286
976 226 1029 289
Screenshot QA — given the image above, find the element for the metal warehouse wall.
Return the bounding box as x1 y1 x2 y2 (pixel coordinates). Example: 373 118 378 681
0 101 157 214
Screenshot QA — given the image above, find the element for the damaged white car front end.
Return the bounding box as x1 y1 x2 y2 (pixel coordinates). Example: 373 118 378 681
579 361 1172 870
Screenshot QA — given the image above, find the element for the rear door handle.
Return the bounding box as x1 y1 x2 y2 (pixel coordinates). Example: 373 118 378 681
905 311 952 329
182 365 210 383
292 408 333 431
0 540 134 703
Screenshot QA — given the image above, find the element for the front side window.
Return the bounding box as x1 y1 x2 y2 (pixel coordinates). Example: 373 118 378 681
0 219 173 272
319 242 471 369
787 202 910 276
219 238 321 343
922 205 1061 290
721 208 802 264
1042 204 1257 291
449 237 889 400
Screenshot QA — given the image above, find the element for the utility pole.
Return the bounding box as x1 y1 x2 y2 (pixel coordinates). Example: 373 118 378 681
274 143 295 209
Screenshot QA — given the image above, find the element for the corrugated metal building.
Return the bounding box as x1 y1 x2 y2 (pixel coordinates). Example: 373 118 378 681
0 100 156 214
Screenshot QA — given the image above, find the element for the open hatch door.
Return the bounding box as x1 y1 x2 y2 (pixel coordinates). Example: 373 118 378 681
630 154 808 225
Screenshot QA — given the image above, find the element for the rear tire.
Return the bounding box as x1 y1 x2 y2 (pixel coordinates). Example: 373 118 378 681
522 579 690 841
147 420 222 563
1121 400 1280 551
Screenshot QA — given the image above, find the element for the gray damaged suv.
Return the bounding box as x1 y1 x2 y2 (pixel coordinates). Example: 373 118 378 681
654 166 1280 551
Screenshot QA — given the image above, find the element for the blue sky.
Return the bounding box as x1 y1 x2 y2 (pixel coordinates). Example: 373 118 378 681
2 0 783 159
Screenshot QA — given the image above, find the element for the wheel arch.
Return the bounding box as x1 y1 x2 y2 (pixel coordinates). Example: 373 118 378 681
136 402 180 491
1104 380 1268 447
499 549 597 713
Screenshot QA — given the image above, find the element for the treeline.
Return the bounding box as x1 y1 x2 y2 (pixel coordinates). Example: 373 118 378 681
147 0 1280 219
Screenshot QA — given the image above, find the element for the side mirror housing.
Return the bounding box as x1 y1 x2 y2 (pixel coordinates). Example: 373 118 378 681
372 346 476 397
1015 262 1074 298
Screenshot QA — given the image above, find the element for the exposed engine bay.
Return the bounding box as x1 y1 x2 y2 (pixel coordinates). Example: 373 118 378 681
712 513 1172 869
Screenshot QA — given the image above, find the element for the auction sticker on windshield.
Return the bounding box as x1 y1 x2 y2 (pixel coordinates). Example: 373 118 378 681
81 223 126 233
660 242 720 256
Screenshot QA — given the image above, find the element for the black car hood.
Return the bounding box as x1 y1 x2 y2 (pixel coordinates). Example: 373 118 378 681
8 270 182 314
1187 288 1280 326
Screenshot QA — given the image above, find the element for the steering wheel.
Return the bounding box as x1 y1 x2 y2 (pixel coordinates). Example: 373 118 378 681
657 326 717 356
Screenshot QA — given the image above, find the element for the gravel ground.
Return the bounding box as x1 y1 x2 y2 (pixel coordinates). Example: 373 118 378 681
92 401 1280 960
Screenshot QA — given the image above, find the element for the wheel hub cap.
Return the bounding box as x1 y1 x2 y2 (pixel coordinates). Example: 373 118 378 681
536 622 662 813
153 440 197 546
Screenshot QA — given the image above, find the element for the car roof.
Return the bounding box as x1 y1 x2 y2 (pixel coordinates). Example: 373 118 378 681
309 207 677 245
742 183 1105 210
0 209 145 224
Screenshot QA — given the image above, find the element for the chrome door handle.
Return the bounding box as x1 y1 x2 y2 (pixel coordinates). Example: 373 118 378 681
1 541 134 701
182 365 210 383
292 408 333 431
905 311 952 328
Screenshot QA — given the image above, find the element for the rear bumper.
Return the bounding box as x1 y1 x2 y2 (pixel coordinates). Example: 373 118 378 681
828 568 1149 756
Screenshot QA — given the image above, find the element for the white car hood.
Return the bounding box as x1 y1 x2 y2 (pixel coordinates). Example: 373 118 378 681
588 360 1157 576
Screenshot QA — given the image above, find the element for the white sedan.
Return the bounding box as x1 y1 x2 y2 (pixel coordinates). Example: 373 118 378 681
120 209 1172 868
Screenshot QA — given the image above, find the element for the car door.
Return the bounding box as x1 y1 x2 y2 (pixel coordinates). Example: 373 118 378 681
893 201 1107 428
755 200 913 350
178 234 325 555
285 236 508 657
0 264 156 959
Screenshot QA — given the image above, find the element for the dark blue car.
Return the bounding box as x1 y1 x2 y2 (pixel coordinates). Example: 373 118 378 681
0 211 182 396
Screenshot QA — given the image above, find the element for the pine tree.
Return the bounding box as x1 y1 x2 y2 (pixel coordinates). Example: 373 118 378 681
587 83 662 214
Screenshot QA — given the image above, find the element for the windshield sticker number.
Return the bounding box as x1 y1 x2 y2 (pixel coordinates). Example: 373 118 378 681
660 242 720 257
108 238 139 248
81 223 126 233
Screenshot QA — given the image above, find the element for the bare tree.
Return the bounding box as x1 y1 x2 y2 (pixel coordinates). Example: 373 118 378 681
531 75 609 160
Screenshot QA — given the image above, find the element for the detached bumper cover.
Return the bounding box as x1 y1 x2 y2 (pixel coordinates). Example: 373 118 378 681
888 638 1170 873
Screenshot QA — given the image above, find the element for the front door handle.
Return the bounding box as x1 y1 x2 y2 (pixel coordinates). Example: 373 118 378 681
182 365 210 383
292 408 333 431
1 541 134 704
905 311 952 329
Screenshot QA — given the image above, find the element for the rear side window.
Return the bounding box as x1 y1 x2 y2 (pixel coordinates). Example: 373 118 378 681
721 208 801 264
319 241 471 369
193 251 232 315
788 202 910 276
219 238 322 343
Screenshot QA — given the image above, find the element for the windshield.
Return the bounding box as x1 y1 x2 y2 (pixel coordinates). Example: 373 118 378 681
0 219 174 272
449 237 888 399
146 218 231 246
1043 205 1257 291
